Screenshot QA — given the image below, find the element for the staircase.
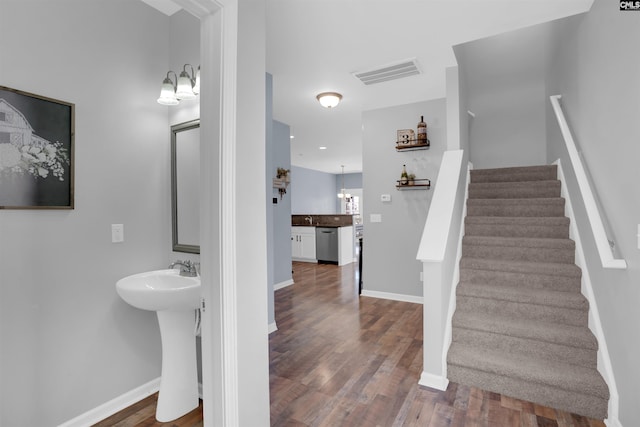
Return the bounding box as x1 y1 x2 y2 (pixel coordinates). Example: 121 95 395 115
447 164 609 420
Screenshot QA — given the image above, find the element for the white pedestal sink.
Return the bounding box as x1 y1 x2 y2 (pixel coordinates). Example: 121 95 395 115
116 269 200 422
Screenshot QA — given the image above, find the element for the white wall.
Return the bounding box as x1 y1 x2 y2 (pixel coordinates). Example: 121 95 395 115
0 1 173 424
362 99 447 298
545 1 640 423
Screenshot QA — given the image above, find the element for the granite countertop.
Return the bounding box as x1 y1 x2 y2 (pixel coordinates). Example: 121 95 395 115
291 214 354 228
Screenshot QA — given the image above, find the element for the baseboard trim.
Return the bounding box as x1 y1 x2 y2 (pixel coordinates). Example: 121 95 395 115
268 322 278 334
418 371 449 391
360 290 423 304
604 418 623 427
57 377 161 427
274 279 294 291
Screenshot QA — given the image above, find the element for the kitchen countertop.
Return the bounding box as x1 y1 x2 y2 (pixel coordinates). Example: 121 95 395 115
292 214 354 228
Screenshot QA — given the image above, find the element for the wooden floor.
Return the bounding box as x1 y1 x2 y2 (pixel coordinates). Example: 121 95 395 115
95 261 606 427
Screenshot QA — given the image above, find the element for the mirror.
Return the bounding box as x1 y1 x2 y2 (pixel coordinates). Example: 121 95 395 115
171 119 200 253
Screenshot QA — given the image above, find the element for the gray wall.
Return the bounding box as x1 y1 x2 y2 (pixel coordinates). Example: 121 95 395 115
290 166 337 214
0 1 173 424
362 99 447 298
266 74 292 327
455 23 551 169
545 2 640 423
272 121 293 287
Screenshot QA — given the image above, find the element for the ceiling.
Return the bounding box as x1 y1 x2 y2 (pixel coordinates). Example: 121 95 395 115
141 0 592 174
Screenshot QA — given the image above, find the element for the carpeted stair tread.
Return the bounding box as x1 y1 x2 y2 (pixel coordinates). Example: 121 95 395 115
462 236 575 264
456 281 587 310
447 342 609 400
460 257 581 278
447 344 608 419
467 198 565 217
464 216 570 238
452 311 598 351
470 165 557 183
469 180 561 199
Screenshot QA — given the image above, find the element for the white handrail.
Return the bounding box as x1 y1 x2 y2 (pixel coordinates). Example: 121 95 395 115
550 95 626 269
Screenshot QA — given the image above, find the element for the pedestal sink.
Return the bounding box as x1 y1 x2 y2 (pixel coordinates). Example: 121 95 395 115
116 269 200 422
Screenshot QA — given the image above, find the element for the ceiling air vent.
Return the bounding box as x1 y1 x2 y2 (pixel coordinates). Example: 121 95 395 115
352 58 421 85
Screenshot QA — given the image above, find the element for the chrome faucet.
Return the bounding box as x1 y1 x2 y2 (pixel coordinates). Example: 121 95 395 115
169 260 199 277
305 215 313 225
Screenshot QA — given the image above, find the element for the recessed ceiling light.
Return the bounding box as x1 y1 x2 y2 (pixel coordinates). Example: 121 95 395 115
290 135 294 139
319 146 327 150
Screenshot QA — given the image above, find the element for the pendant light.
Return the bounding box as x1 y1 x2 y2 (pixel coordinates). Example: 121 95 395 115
337 165 351 199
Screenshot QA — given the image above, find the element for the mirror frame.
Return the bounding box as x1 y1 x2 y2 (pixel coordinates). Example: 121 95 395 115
171 119 200 254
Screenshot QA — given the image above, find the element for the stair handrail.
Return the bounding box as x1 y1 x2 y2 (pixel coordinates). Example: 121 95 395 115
549 95 627 269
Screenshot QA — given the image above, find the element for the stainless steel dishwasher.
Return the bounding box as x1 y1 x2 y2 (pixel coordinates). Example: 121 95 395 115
315 227 338 264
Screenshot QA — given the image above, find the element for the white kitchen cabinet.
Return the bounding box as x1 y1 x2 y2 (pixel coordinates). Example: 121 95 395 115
291 226 316 262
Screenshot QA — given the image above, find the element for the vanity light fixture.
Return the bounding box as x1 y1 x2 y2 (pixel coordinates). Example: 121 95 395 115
157 64 200 106
316 92 342 109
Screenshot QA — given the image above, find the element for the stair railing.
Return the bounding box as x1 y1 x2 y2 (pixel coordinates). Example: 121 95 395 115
550 95 627 269
416 149 468 390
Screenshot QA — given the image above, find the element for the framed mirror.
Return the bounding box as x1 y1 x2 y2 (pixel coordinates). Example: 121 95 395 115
171 119 200 253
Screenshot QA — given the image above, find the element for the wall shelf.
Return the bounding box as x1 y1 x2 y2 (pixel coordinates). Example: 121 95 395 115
395 139 430 151
396 179 431 190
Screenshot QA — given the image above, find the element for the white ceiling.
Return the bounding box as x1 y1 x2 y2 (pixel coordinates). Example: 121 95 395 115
142 0 592 174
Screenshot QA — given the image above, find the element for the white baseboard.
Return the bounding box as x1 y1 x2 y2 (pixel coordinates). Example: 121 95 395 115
58 378 161 427
605 418 623 427
360 290 423 304
418 371 449 391
274 279 294 291
268 322 278 334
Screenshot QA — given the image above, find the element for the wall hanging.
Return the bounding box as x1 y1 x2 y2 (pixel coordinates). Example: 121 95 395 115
0 85 74 209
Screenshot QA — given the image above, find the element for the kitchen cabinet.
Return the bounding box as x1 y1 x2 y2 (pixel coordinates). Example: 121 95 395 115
291 226 316 262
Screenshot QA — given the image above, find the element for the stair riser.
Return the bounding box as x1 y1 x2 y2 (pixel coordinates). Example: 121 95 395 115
462 245 575 264
452 328 597 368
464 223 569 239
467 203 565 217
447 365 608 420
469 185 561 200
456 296 588 327
470 167 557 183
459 269 581 293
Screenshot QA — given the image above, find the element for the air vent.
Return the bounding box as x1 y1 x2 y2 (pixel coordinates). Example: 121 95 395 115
352 58 421 85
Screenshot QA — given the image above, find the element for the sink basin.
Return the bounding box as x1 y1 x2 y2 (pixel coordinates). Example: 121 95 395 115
116 269 200 311
116 268 201 422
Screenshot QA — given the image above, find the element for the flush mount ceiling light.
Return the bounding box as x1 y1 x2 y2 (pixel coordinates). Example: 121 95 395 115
157 64 200 106
316 92 342 109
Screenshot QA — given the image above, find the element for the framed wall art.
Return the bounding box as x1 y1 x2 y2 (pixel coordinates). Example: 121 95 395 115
0 85 74 209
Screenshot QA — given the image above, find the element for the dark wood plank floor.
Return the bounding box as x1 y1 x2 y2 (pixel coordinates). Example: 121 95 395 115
95 261 606 427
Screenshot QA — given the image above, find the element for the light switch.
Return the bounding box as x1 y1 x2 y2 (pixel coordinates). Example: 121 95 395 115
111 224 124 243
381 194 391 202
370 214 382 223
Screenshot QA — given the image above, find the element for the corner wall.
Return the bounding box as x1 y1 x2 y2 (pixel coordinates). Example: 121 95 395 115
0 1 172 424
362 99 447 299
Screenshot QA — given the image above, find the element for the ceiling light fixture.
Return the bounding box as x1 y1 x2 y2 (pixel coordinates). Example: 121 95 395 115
157 64 200 106
316 92 342 109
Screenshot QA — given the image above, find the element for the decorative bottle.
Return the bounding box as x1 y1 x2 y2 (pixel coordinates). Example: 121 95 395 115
400 164 409 185
417 115 427 143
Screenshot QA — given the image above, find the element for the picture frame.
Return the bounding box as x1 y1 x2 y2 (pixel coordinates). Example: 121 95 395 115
0 85 74 209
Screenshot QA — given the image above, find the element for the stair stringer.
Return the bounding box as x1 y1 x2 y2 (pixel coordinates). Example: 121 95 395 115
441 162 472 382
554 159 621 427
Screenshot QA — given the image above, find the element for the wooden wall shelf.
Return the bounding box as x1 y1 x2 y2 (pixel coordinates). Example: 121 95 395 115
395 140 430 151
396 179 431 190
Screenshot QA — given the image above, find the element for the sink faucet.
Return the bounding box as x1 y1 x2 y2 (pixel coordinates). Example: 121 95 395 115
305 215 313 225
169 260 199 277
